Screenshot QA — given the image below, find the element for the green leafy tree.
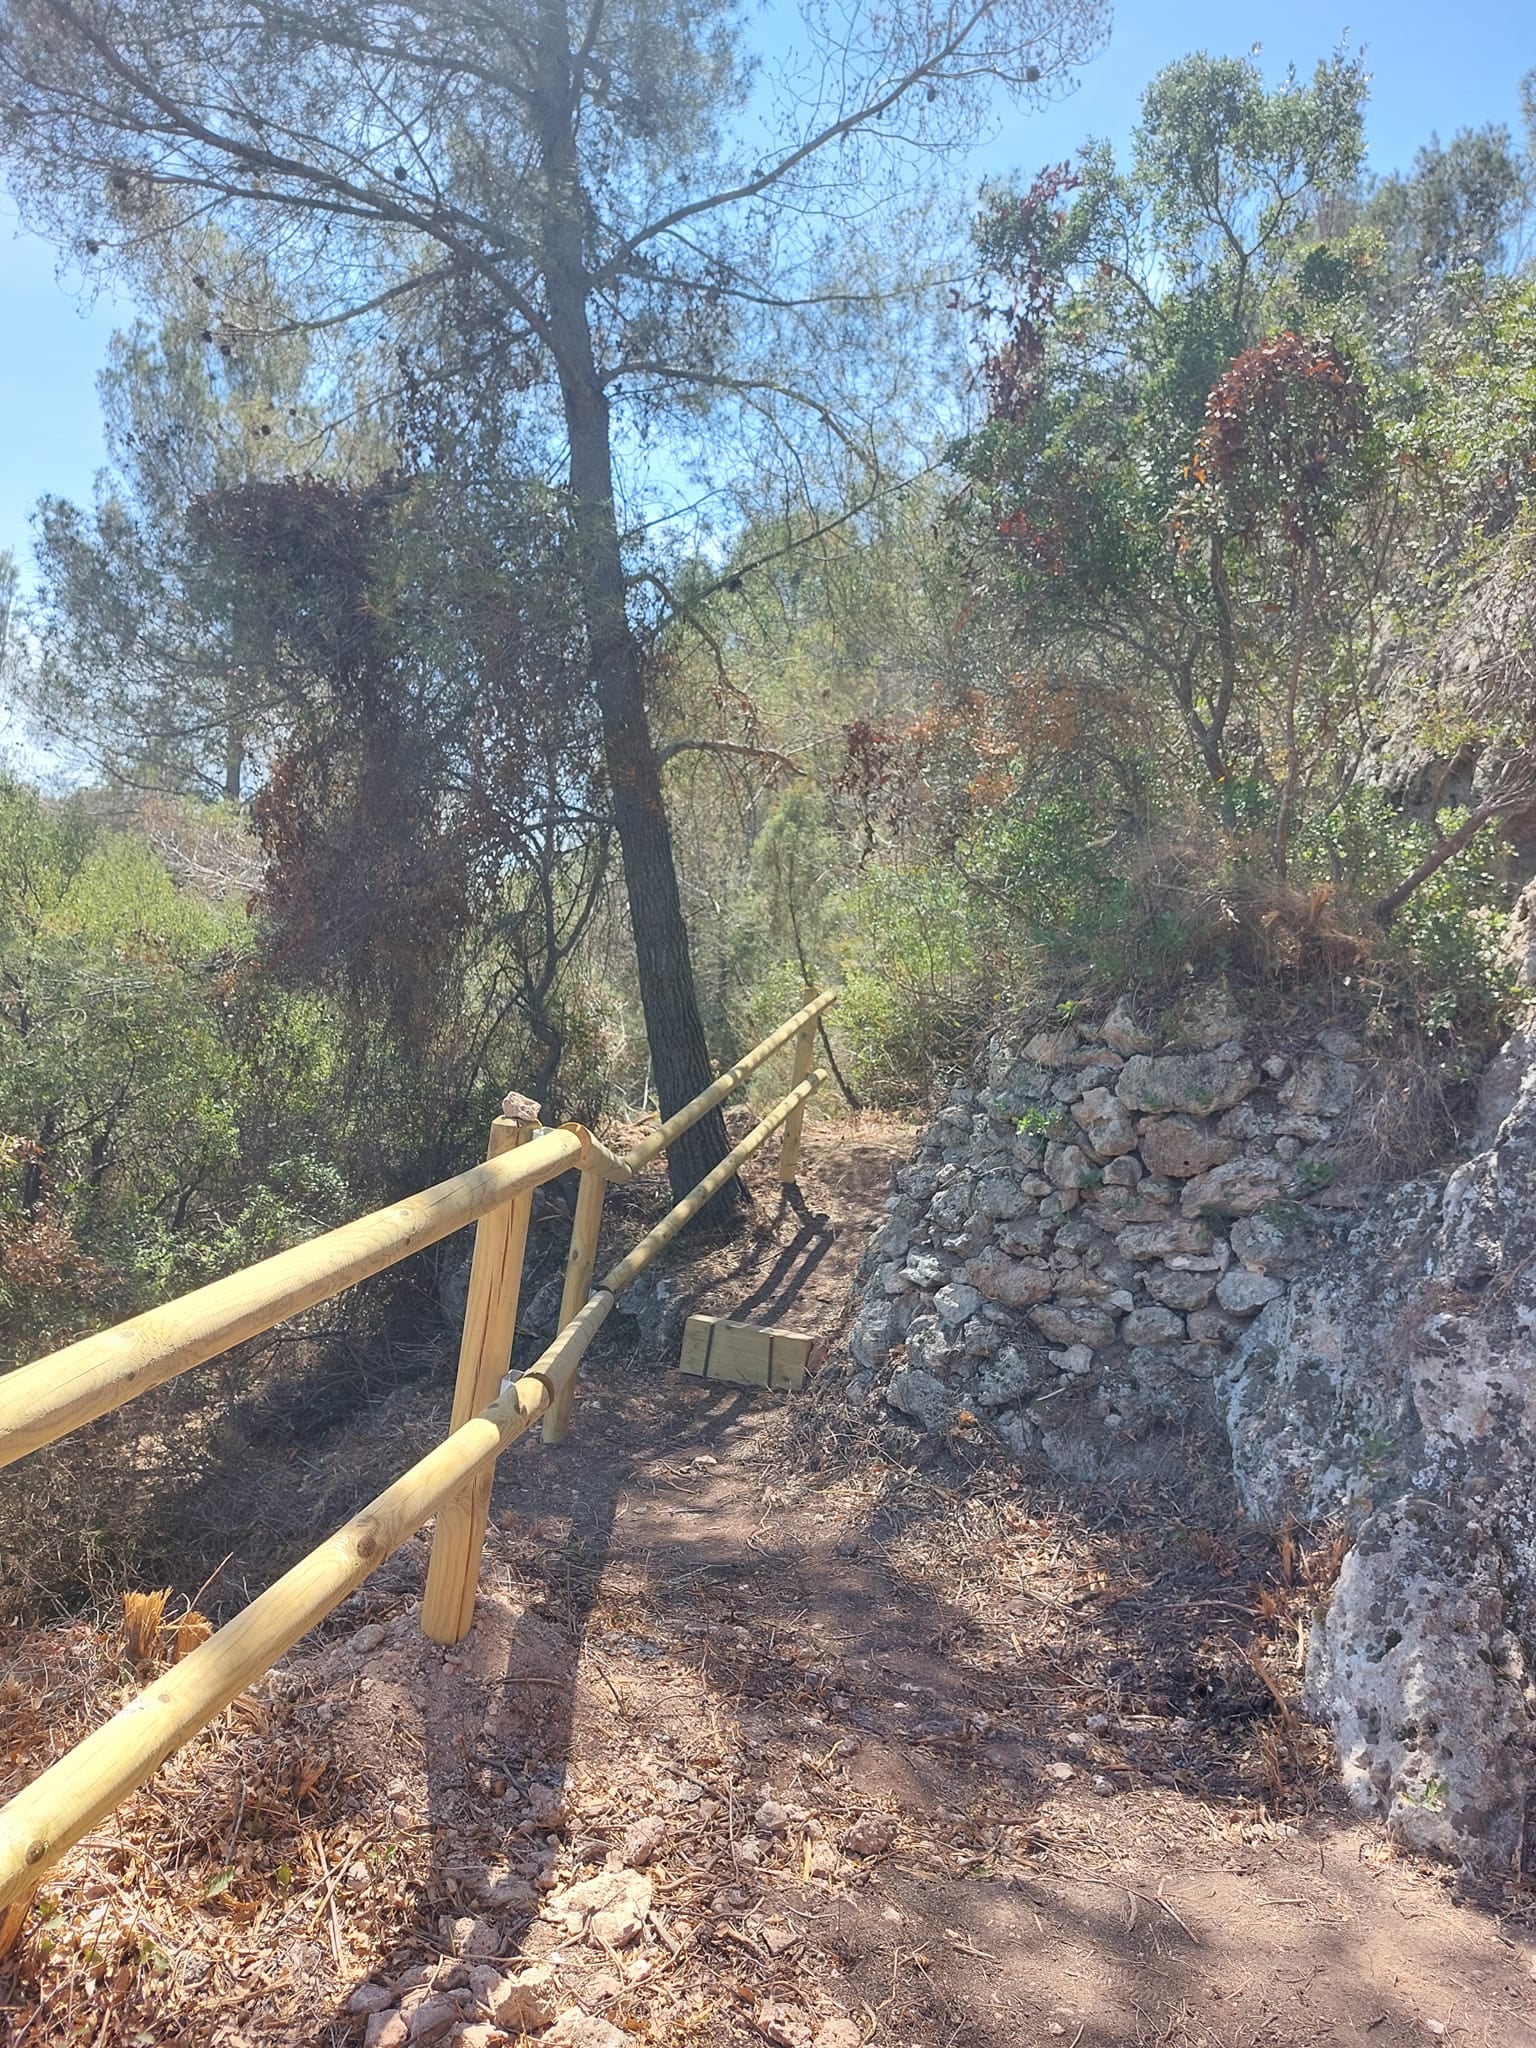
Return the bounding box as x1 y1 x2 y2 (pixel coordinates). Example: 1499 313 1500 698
1366 275 1536 921
0 0 1105 1200
1362 105 1534 334
23 249 362 799
0 779 274 1353
951 52 1419 871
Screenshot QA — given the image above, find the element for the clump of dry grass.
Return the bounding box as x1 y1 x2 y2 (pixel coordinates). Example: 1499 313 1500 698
1350 1048 1461 1180
1229 879 1375 979
1104 824 1375 988
174 1611 214 1662
117 1589 214 1681
120 1588 171 1677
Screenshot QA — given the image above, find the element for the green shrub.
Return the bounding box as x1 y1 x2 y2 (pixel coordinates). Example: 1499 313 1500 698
961 788 1133 951
833 864 1014 1103
1294 786 1517 1037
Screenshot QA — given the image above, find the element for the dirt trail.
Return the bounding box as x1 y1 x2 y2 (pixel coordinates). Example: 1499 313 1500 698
5 1120 1536 2047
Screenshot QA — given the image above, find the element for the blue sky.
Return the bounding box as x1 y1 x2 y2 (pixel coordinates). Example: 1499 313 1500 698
0 0 1530 581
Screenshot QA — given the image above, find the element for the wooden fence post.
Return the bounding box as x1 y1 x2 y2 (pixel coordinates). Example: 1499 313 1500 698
421 1097 540 1644
542 1165 606 1445
0 1891 34 1962
777 997 819 1184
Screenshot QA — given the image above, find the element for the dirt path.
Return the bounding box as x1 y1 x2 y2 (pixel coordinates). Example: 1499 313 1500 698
6 1121 1536 2047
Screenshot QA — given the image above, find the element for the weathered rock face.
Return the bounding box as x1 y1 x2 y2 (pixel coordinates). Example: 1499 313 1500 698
1117 1051 1260 1115
848 992 1536 1870
1220 1022 1536 1870
849 994 1357 1485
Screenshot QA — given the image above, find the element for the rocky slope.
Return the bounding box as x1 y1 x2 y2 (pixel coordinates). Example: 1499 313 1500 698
847 988 1536 1870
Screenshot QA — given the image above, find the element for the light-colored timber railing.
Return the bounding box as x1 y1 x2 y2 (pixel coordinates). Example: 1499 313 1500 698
0 989 837 1928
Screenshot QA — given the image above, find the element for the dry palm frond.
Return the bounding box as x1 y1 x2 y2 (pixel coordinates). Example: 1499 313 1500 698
1240 1638 1298 1728
120 1588 171 1677
1301 1522 1349 1604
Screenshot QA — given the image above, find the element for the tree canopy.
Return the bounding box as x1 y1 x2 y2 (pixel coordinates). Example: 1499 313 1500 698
0 0 1106 1197
4 30 1536 1412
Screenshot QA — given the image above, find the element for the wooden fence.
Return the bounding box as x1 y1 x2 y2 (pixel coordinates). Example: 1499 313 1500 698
0 990 837 1929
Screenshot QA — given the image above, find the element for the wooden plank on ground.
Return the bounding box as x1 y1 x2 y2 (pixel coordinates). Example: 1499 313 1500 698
679 1315 822 1391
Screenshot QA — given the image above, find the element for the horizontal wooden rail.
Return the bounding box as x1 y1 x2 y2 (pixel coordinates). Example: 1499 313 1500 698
604 1069 824 1291
0 987 837 1473
0 1126 601 1472
0 1064 827 1912
623 988 838 1170
559 1126 633 1183
0 1370 560 1916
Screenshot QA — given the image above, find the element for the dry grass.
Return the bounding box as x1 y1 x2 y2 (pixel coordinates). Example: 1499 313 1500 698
1350 1047 1462 1179
174 1613 214 1664
119 1590 171 1679
0 1584 401 2039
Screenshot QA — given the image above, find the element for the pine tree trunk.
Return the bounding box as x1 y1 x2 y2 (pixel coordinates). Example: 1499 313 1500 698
535 0 738 1211
571 461 739 1212
596 634 739 1206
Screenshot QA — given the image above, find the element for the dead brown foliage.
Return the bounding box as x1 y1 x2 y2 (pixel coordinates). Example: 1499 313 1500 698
119 1589 171 1678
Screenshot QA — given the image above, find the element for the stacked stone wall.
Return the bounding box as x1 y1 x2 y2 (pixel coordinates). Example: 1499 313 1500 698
849 988 1365 1480
848 985 1536 1870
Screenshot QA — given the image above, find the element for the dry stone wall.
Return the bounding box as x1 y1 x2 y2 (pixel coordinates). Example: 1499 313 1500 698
850 987 1364 1478
849 986 1536 1872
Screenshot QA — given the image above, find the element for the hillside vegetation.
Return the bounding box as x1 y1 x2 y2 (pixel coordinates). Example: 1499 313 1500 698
1 28 1535 1588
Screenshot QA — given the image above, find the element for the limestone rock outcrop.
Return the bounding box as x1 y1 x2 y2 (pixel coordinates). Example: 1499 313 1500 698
1222 1022 1536 1869
848 990 1536 1869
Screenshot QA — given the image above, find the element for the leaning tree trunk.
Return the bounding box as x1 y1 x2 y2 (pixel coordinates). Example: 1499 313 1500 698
570 457 740 1211
592 617 741 1210
535 0 739 1212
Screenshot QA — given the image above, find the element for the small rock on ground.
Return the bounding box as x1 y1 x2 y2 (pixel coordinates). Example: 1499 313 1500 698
545 2014 631 2048
842 1814 895 1856
813 2023 865 2048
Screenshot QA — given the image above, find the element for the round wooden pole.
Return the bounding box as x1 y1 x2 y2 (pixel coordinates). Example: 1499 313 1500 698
0 1128 587 1472
0 1375 545 1913
602 1070 825 1295
421 1112 539 1644
542 1165 608 1447
777 1003 819 1183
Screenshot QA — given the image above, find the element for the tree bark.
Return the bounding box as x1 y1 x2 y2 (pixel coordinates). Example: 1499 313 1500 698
534 0 738 1210
1202 535 1241 818
1373 800 1512 928
223 683 245 804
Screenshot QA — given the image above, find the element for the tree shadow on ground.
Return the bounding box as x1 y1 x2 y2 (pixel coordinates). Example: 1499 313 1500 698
317 1348 1534 2048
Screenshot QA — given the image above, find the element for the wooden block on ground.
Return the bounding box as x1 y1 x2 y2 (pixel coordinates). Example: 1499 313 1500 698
679 1315 822 1391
